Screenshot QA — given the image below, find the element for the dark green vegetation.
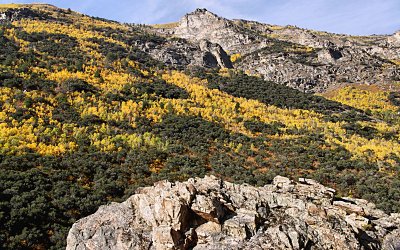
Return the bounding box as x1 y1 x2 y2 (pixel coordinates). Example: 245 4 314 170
389 92 400 106
2 109 399 249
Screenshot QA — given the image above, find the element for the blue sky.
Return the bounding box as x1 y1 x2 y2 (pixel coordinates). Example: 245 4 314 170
1 0 399 35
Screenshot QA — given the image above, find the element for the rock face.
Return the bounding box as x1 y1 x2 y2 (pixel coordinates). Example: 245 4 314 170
153 9 400 92
238 46 399 92
134 37 233 70
388 31 400 47
66 176 400 250
163 8 264 54
199 39 233 68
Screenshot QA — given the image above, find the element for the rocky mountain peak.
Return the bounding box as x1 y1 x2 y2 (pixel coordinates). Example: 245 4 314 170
66 175 400 250
168 8 261 55
178 7 228 30
185 8 226 22
192 8 216 16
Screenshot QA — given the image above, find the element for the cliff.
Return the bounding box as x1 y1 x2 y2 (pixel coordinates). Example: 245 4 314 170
154 9 400 92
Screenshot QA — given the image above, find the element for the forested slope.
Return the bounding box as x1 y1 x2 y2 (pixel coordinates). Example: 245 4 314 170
0 4 399 249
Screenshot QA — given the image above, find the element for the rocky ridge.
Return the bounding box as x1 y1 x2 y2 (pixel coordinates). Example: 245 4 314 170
154 9 400 92
135 37 233 69
66 176 400 250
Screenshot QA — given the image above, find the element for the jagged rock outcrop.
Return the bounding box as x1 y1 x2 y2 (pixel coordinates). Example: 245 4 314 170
199 39 233 68
162 8 264 54
238 46 400 92
66 176 400 250
134 37 233 69
153 9 400 92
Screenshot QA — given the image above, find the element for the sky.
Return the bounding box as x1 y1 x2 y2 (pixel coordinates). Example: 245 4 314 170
1 0 399 35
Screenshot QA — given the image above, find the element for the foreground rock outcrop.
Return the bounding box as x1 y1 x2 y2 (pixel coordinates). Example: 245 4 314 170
67 176 400 250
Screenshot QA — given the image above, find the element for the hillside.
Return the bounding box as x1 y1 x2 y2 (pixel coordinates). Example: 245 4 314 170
0 4 399 249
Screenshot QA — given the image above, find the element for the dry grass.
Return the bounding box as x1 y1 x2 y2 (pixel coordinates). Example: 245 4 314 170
323 83 400 99
151 22 179 29
268 25 284 31
0 3 23 10
0 3 58 11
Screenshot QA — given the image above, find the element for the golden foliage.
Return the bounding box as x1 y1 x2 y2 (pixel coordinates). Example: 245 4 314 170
230 53 242 63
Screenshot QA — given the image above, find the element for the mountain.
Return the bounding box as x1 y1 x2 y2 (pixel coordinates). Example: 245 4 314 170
153 8 400 92
0 4 399 249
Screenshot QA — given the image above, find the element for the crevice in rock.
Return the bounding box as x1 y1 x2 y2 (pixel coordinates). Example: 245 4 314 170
356 230 381 250
304 239 314 250
244 225 254 240
186 208 208 229
333 197 357 205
